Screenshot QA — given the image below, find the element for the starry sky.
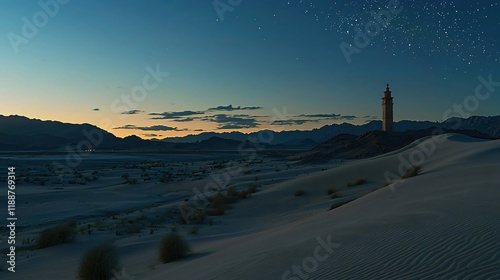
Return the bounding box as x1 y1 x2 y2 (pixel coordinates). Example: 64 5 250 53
0 0 499 138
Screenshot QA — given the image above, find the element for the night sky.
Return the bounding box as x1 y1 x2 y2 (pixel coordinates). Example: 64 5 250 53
0 0 499 138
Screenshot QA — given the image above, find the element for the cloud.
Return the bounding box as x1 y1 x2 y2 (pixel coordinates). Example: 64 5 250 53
93 108 100 111
171 117 200 122
298 113 357 120
114 125 180 131
207 105 262 112
339 115 357 120
271 119 319 126
122 109 144 115
193 129 204 131
364 115 379 119
205 114 259 129
149 110 204 119
142 133 162 137
298 113 341 118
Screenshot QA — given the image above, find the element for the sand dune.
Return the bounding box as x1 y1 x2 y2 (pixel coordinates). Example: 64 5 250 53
142 134 500 279
1 134 498 279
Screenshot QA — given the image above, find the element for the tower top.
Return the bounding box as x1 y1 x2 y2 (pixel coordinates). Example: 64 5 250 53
382 83 394 132
384 83 391 97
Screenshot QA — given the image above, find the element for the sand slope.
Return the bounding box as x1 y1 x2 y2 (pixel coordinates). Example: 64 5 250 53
1 134 498 279
143 134 500 279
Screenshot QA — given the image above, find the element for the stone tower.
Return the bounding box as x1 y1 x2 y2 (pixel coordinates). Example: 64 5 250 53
382 83 394 132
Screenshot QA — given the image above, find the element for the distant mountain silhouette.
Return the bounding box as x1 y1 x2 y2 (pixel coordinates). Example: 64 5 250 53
0 115 169 151
163 115 500 144
0 115 499 151
291 128 495 163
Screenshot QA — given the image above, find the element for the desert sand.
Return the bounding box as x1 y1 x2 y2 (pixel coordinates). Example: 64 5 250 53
1 133 499 279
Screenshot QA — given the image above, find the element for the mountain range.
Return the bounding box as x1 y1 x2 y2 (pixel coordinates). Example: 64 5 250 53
0 114 499 151
291 128 495 163
161 115 500 144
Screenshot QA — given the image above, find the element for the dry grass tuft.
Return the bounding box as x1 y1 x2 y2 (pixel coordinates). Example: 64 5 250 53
401 166 422 179
159 232 190 263
35 221 77 249
78 243 119 280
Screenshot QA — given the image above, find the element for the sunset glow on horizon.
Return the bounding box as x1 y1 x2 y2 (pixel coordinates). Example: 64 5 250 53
1 0 498 139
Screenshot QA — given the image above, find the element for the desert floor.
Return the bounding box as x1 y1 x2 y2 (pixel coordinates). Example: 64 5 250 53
1 134 499 279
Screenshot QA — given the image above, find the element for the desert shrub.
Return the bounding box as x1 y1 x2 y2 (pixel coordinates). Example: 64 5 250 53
204 192 239 216
347 179 366 187
78 243 119 280
126 226 141 234
36 221 77 249
189 226 200 234
190 209 206 223
126 178 137 184
176 215 188 224
327 188 335 195
355 179 365 185
401 166 422 179
328 199 356 211
227 187 239 197
205 207 225 216
210 193 232 209
159 174 172 183
247 183 259 194
294 190 305 196
329 192 338 199
159 232 190 263
227 187 249 199
179 207 206 224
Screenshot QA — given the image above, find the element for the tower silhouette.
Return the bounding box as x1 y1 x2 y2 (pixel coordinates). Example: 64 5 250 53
382 84 394 132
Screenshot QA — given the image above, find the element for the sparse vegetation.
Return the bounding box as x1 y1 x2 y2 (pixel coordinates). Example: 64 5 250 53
159 231 190 263
205 193 232 216
328 199 356 211
159 173 172 183
227 186 250 199
178 206 206 224
77 243 119 280
347 179 366 187
126 178 138 184
294 190 305 196
247 183 259 194
401 165 422 179
35 221 77 249
189 226 200 234
205 207 225 216
126 226 141 234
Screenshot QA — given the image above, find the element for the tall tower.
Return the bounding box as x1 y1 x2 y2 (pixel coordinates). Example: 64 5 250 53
382 83 394 132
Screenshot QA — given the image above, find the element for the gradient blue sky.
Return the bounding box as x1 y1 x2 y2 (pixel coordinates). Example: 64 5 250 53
1 0 499 138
